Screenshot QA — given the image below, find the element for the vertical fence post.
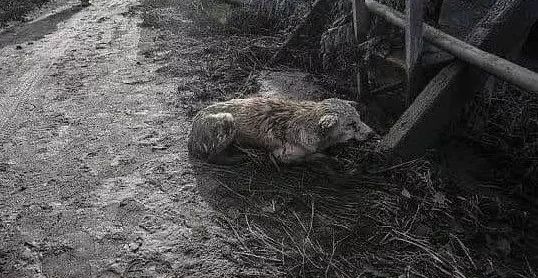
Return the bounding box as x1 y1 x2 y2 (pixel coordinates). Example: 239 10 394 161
352 0 371 99
405 0 424 105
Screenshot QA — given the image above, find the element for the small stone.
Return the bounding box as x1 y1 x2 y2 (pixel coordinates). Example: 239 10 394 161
401 188 411 198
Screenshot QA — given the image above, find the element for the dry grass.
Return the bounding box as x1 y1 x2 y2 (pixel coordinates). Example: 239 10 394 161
139 0 285 117
191 142 536 277
461 82 538 197
170 34 275 117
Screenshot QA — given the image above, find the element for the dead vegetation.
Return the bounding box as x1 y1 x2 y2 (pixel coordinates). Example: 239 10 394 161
192 142 536 277
0 0 50 25
139 0 538 277
461 83 538 197
139 0 284 116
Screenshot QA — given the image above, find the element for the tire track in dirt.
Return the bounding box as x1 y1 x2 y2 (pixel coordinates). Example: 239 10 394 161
0 0 272 277
0 5 83 139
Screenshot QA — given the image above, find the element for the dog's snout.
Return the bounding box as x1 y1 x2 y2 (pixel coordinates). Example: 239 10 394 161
366 130 380 141
355 122 379 142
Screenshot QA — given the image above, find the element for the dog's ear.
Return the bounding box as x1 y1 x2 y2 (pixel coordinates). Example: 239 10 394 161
319 114 338 130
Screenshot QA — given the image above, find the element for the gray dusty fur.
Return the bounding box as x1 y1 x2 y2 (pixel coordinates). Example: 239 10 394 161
188 97 373 163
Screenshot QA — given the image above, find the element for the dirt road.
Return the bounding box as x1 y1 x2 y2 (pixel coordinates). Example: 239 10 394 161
0 0 262 277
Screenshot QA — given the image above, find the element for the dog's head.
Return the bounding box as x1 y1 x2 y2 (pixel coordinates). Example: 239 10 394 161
318 98 376 146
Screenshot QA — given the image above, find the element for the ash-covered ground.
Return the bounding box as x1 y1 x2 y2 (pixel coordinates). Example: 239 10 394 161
0 0 537 277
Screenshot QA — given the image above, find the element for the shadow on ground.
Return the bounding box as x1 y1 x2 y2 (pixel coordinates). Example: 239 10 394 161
0 5 84 48
189 140 538 277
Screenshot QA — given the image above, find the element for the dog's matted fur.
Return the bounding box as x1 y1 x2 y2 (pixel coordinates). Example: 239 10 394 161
188 97 374 163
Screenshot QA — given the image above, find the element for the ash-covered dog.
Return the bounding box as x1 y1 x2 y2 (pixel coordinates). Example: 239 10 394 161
188 97 375 164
